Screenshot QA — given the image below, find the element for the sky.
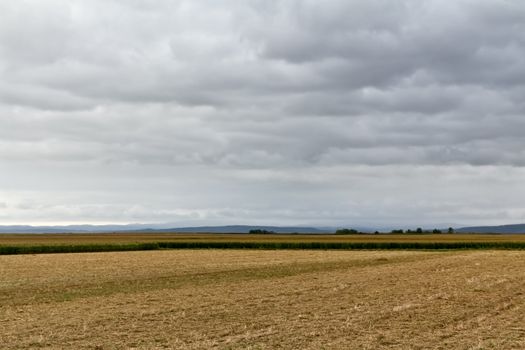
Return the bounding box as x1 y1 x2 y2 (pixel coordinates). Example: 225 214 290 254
1 0 525 228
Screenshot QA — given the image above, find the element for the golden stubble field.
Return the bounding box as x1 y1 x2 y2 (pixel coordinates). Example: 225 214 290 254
2 249 525 349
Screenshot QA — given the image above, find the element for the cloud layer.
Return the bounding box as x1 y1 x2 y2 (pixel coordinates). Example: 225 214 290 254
1 0 525 226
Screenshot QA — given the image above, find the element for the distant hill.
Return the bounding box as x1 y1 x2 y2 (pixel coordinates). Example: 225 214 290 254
13 223 525 234
456 224 525 234
136 225 328 234
0 224 156 233
0 224 329 234
0 225 79 233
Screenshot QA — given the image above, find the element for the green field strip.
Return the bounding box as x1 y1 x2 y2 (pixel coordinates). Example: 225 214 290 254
3 241 525 254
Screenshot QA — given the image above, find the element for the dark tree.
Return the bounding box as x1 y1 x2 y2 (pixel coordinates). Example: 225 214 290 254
249 229 275 234
335 228 359 235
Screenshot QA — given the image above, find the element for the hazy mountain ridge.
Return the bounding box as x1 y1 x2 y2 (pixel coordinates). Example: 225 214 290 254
0 224 330 234
2 223 525 234
456 224 525 234
0 224 157 233
140 225 329 233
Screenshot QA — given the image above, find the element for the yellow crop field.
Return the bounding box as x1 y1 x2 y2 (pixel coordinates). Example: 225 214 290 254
2 232 525 246
2 249 525 349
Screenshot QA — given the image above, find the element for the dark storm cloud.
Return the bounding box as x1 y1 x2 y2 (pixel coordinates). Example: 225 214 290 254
1 0 525 225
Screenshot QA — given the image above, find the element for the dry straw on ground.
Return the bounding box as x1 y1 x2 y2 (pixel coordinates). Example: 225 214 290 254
1 249 525 349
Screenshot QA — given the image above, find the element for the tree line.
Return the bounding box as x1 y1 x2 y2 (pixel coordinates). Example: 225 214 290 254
335 227 455 235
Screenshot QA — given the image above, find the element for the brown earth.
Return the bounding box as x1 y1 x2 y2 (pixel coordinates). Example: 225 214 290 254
1 249 525 349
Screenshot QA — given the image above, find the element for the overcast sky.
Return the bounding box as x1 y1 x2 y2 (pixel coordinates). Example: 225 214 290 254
1 0 525 228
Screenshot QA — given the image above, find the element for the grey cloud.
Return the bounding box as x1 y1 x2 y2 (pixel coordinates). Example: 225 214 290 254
1 0 525 226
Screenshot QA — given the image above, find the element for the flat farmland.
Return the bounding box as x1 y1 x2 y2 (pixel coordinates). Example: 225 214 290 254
3 233 525 254
2 249 525 349
2 232 525 245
